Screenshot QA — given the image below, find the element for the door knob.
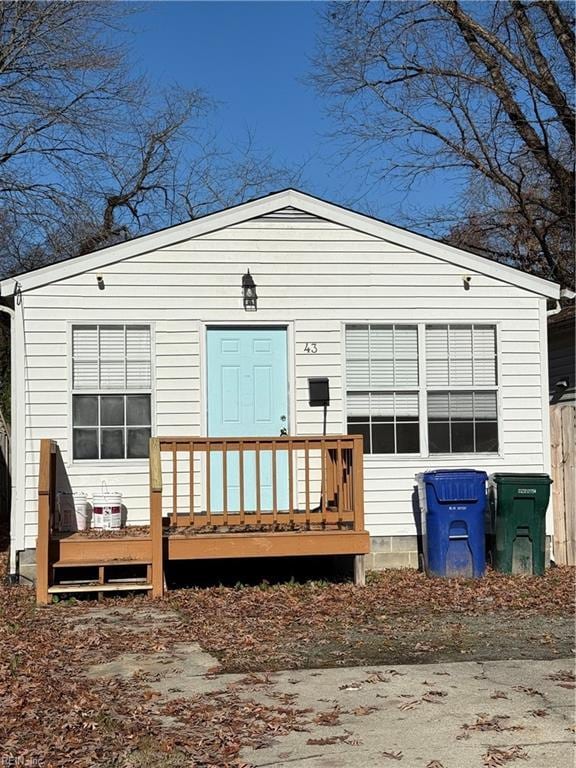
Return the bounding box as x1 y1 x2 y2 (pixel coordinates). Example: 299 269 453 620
280 415 287 436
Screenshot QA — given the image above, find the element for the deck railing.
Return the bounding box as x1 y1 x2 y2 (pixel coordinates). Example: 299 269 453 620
35 435 366 603
150 435 365 532
36 438 57 604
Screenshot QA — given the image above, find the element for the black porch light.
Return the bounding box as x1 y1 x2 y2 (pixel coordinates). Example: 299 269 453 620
242 269 257 311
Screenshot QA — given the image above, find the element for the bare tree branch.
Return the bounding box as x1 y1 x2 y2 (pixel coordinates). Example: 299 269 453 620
312 0 575 287
0 2 300 277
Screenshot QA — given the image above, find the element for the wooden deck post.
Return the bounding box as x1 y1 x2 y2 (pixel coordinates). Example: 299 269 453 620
149 437 164 598
36 439 55 605
352 435 365 533
351 436 367 585
354 554 366 586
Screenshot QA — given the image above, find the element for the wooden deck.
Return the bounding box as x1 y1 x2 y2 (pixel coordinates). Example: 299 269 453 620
36 436 370 604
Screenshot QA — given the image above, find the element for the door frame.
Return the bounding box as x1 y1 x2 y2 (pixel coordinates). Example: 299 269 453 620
200 322 295 439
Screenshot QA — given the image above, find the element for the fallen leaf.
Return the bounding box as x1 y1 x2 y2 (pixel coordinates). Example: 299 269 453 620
398 699 421 711
547 669 575 683
512 685 544 697
351 705 378 716
482 745 529 765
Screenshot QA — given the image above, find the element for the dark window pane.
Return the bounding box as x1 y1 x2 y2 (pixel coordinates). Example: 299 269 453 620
73 395 98 427
475 421 499 452
429 422 450 453
101 428 124 459
73 428 98 460
451 421 474 453
348 420 370 453
127 428 151 458
101 396 124 426
372 416 394 423
372 422 395 454
347 416 370 423
126 395 151 426
397 422 420 453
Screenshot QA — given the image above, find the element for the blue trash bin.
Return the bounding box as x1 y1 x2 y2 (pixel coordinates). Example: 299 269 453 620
416 469 487 578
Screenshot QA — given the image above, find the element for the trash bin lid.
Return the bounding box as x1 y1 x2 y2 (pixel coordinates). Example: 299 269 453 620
421 469 482 476
420 469 488 503
490 473 552 485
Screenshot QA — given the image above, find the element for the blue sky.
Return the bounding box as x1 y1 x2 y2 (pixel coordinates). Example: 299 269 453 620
125 1 457 227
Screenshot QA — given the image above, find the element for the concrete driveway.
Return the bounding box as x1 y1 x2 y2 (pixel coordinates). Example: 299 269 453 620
83 607 575 768
234 658 575 767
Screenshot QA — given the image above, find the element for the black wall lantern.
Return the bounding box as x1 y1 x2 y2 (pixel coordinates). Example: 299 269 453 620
242 269 257 311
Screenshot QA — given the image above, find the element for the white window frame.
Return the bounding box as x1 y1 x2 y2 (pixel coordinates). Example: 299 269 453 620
342 321 502 459
425 323 499 456
344 323 421 456
67 322 156 465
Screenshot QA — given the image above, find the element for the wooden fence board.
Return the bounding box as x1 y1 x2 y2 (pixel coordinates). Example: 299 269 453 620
551 405 576 565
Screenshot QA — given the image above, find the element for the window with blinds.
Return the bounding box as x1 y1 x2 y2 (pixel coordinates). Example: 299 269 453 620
425 325 497 387
71 325 152 460
72 325 151 390
425 324 498 453
345 325 420 454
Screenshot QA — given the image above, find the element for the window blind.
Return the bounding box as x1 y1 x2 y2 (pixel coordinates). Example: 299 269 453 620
425 324 496 387
72 325 151 390
345 324 418 389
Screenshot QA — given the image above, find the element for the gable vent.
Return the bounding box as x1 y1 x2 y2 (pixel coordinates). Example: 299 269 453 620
253 206 325 223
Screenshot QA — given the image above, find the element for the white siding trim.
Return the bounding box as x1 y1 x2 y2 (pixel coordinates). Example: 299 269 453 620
417 324 428 455
539 299 553 537
12 298 26 568
495 321 504 461
339 321 347 434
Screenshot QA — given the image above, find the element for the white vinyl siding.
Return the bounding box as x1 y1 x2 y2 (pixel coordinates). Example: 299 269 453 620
16 207 550 549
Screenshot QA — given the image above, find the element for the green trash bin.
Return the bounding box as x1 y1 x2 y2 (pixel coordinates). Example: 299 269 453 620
488 473 552 575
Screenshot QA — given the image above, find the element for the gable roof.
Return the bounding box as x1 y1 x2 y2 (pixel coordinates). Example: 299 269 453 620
0 188 560 298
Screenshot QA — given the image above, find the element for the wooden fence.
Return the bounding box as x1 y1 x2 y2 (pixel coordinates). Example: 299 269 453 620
551 404 575 565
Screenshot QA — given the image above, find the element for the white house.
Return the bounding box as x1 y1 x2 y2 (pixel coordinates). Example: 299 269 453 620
0 189 561 584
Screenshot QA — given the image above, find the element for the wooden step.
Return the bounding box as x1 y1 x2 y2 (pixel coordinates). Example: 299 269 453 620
52 559 151 568
48 582 153 594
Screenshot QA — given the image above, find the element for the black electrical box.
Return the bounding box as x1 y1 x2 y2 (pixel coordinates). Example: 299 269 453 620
308 377 330 407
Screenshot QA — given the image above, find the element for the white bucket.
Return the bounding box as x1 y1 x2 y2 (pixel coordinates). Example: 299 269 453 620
73 492 90 531
56 493 75 532
56 492 91 531
92 484 122 530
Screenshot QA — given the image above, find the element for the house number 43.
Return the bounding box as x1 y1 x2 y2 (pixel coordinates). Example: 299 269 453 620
304 342 318 354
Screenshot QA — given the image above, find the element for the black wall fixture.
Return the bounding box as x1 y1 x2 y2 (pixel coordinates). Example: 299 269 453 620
308 377 330 407
242 269 257 311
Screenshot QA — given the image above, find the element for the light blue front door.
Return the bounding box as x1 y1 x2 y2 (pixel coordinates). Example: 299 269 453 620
207 328 289 513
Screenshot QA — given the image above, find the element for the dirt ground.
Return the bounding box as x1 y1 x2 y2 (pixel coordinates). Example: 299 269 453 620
288 611 575 670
